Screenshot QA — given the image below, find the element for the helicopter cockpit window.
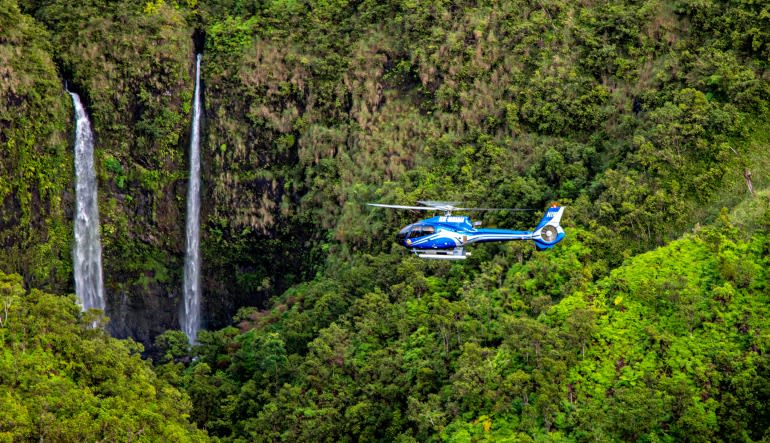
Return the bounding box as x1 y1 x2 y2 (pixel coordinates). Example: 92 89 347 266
409 225 435 238
396 224 414 241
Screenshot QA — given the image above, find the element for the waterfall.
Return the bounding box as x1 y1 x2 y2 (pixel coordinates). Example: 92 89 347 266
182 54 203 343
70 92 105 312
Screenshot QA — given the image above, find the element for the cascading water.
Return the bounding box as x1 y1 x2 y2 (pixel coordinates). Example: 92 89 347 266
70 91 105 312
181 54 203 343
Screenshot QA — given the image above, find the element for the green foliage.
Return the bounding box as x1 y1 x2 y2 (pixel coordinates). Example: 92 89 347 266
0 0 73 292
206 15 259 57
0 271 207 441
4 0 770 440
177 207 770 442
155 329 191 363
104 155 127 189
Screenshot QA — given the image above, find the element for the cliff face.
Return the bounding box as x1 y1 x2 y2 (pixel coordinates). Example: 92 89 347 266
3 0 769 350
2 1 313 347
199 31 320 329
34 2 194 345
0 0 73 294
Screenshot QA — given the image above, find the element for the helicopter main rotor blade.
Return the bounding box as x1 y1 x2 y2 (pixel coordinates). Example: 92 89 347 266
453 207 534 212
367 203 441 211
417 200 461 208
369 203 535 212
415 200 533 212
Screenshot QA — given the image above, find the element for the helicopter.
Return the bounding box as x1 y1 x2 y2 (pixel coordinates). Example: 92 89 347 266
368 201 565 260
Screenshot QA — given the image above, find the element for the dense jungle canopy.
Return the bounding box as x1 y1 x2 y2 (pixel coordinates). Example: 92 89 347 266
1 0 770 440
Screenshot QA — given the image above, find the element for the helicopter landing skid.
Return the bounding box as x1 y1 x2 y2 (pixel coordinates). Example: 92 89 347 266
412 247 471 260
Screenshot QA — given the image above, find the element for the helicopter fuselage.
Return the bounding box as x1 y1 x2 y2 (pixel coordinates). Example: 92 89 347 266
396 206 565 253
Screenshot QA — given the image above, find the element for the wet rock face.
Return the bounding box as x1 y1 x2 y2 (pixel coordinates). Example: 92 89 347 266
0 194 22 242
107 281 180 348
100 184 185 350
2 5 317 351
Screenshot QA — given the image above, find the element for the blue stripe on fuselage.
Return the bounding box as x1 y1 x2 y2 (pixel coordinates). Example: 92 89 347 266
404 225 534 250
464 228 532 244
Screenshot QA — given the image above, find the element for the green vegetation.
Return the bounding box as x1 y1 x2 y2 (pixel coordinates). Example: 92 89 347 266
0 0 72 292
0 271 208 441
2 0 770 440
157 209 770 441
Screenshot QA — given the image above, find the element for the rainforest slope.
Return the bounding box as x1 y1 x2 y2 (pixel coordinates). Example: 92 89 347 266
2 0 770 440
3 0 769 344
159 195 770 442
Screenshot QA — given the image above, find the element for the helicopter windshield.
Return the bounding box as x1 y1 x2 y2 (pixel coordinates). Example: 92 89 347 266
408 225 436 238
396 224 414 241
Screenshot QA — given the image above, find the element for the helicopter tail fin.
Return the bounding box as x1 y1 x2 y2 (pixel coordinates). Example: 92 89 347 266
532 205 565 250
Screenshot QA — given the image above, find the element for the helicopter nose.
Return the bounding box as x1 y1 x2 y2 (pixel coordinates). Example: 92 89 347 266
396 225 411 245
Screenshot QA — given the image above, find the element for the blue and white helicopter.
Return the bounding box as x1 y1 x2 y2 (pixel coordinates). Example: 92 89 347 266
368 201 565 260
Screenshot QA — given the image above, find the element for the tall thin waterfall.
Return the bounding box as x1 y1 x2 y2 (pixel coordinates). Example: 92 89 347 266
70 92 105 312
182 54 202 343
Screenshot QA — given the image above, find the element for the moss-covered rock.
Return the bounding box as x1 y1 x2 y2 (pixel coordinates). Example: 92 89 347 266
0 0 73 293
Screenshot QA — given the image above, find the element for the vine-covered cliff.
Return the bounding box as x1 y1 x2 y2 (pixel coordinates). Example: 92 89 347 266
4 0 769 348
0 0 72 293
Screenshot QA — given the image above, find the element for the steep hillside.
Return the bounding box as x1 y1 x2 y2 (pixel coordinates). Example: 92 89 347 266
164 203 770 441
558 214 770 441
194 0 770 333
